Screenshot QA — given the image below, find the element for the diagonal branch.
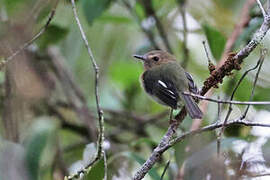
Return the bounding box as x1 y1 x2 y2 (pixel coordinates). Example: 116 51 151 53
191 0 256 131
241 48 267 118
133 0 270 179
1 0 59 69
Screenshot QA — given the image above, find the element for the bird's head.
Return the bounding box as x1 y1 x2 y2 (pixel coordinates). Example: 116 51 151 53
133 50 176 70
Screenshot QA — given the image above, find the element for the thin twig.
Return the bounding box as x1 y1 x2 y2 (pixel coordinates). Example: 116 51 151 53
135 118 270 178
66 0 104 179
190 0 256 131
1 0 58 69
216 96 221 157
218 47 267 141
256 0 267 17
169 118 270 147
246 172 270 177
202 41 212 64
182 92 270 105
216 51 263 139
242 48 267 118
160 160 170 180
217 96 221 123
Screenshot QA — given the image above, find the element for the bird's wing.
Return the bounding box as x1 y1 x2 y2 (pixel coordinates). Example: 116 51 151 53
152 79 179 109
185 72 199 94
142 70 179 109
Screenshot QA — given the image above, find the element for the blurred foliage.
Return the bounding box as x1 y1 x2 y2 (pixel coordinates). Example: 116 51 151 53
25 119 58 180
38 25 69 50
1 0 270 180
83 159 105 180
82 0 114 24
202 23 226 61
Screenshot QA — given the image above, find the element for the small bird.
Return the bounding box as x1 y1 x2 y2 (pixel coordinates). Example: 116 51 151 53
133 50 203 119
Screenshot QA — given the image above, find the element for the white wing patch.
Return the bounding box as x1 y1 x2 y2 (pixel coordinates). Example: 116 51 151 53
158 80 177 99
158 80 167 88
167 90 175 95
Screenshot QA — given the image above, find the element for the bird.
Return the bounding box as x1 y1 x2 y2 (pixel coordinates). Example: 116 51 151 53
133 50 203 119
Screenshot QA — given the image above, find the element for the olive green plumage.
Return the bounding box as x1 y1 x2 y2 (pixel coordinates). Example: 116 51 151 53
134 50 203 119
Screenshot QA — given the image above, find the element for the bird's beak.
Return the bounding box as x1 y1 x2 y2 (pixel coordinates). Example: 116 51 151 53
133 54 145 61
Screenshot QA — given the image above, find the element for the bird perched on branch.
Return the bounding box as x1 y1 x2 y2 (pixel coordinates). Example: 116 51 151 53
133 50 203 119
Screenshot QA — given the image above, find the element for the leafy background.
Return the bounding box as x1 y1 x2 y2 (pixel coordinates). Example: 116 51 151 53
1 0 270 179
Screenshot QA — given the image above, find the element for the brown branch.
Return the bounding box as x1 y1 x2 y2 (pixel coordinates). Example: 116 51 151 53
133 0 270 179
218 48 266 140
191 0 256 130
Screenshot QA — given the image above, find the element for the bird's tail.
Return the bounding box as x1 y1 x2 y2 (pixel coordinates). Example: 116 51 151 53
180 94 203 119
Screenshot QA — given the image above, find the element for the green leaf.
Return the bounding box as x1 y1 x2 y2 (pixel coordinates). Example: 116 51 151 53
82 0 113 24
3 0 33 15
202 24 226 60
98 14 132 24
37 24 68 49
25 119 57 180
223 72 253 101
134 2 145 19
83 159 105 180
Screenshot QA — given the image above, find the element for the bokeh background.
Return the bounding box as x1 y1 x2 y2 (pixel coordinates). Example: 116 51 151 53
1 0 270 179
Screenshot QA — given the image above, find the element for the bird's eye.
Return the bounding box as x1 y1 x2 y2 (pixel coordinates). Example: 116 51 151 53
152 56 159 61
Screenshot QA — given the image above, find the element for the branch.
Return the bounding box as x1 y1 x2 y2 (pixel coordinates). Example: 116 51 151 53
0 0 58 69
133 1 270 179
201 0 270 95
134 118 270 180
182 92 270 105
169 118 270 147
190 0 256 131
256 0 267 17
241 48 267 118
218 48 267 144
66 0 105 179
